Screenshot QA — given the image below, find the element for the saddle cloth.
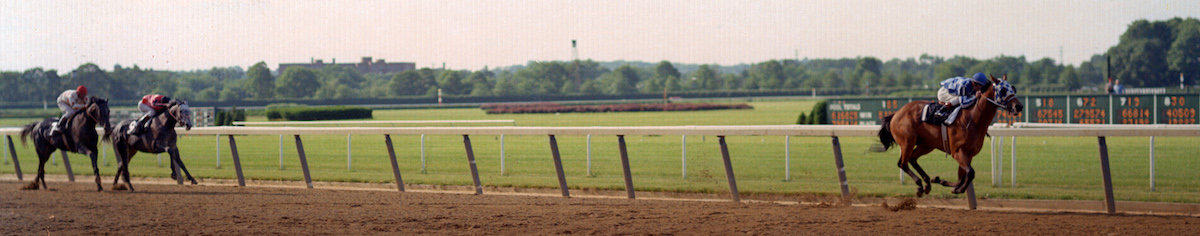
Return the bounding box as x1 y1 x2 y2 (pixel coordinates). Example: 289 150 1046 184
921 103 961 125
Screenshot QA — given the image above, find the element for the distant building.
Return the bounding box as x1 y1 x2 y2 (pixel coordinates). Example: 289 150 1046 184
277 57 415 74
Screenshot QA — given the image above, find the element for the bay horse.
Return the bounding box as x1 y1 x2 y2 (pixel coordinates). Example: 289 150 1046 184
878 75 1023 197
106 100 196 191
18 96 112 191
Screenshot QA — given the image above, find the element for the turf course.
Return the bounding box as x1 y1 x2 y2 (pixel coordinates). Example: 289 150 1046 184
2 99 1198 203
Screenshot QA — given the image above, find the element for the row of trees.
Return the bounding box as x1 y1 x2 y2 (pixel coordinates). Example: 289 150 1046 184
2 18 1195 105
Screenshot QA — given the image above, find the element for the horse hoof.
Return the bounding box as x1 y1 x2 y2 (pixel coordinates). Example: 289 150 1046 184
923 187 932 195
916 190 925 198
932 176 943 183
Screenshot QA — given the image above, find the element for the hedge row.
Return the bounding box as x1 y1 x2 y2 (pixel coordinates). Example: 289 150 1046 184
213 107 246 126
481 102 752 114
265 106 373 121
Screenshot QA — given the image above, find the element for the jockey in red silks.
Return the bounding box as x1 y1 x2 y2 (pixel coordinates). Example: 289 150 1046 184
51 85 89 134
128 94 174 135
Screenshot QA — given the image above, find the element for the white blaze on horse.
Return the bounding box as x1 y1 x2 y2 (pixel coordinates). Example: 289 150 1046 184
878 75 1023 197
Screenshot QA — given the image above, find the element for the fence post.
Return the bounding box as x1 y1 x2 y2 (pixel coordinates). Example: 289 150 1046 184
831 136 849 198
1011 136 1016 187
1150 136 1156 192
228 135 245 187
998 137 1004 187
966 183 977 210
215 134 221 169
549 135 569 197
718 136 740 202
500 134 506 175
681 135 687 179
295 135 313 189
384 135 404 192
346 135 352 171
617 135 635 199
157 153 162 168
101 145 107 167
785 135 791 181
279 134 283 170
463 135 483 195
585 134 591 177
60 151 74 182
6 135 21 180
421 134 426 173
1097 136 1116 214
988 135 998 186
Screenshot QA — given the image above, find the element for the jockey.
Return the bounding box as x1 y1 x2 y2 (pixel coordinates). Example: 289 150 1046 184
128 94 173 135
52 85 89 134
934 72 989 123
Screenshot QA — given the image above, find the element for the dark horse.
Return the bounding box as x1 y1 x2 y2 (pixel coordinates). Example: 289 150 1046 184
878 75 1023 197
106 100 196 191
19 96 112 191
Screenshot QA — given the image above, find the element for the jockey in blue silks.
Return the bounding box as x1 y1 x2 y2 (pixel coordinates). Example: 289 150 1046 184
934 72 989 123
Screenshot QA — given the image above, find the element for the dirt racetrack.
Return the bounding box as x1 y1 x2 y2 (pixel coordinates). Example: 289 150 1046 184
3 180 1198 235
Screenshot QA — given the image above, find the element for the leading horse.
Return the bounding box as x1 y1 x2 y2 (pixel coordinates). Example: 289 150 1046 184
106 100 196 191
19 96 112 191
878 75 1023 197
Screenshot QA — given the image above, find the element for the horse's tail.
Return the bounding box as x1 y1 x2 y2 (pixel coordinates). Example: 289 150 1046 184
19 122 38 145
878 114 896 151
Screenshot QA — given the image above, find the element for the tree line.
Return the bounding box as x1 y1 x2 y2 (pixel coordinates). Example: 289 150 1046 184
2 18 1195 106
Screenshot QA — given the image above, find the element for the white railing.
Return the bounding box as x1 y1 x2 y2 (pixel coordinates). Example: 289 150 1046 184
231 119 516 126
4 125 1199 214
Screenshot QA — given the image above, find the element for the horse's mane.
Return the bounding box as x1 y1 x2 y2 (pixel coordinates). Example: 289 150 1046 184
87 96 113 142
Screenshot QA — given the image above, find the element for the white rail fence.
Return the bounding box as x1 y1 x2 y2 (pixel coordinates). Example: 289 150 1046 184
4 125 1200 214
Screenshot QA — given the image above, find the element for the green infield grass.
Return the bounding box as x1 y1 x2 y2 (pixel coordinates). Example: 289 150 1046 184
2 99 1197 203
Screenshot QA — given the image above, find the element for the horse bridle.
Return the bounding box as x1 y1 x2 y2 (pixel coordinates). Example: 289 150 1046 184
985 83 1016 111
166 103 192 127
83 100 103 124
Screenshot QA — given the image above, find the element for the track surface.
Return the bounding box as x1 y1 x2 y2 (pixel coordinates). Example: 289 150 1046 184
2 181 1197 235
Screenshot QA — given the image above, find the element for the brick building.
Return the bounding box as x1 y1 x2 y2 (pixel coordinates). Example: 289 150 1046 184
277 57 415 74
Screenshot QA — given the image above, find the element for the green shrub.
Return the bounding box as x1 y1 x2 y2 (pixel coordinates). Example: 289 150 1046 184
796 112 808 124
266 106 372 121
809 100 829 124
213 107 246 126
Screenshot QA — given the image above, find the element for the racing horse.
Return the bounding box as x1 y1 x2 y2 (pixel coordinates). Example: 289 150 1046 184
19 96 112 191
107 100 196 191
878 75 1023 196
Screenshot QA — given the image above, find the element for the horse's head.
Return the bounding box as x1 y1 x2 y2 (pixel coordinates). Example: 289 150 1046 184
168 100 193 130
988 75 1023 116
87 96 113 140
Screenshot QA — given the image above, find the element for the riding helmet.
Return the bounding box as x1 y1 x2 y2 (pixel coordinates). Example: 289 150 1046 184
76 85 88 96
971 72 988 85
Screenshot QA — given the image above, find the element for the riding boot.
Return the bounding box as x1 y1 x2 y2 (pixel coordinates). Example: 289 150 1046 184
934 104 956 123
51 114 70 134
128 115 150 135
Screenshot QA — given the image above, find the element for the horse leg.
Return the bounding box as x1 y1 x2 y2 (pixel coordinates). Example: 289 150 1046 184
169 147 197 184
909 146 936 196
897 158 924 196
111 148 123 186
953 165 976 194
79 147 102 191
24 154 49 190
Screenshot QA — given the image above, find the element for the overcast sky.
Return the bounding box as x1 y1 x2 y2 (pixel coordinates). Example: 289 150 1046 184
2 0 1198 72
